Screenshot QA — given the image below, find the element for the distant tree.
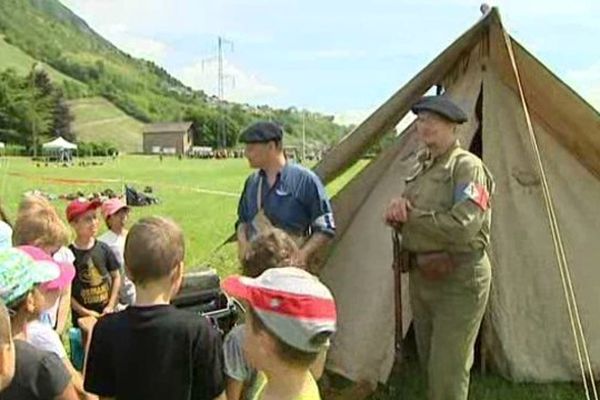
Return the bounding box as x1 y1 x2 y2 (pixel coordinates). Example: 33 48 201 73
52 89 74 141
28 65 53 97
0 69 54 150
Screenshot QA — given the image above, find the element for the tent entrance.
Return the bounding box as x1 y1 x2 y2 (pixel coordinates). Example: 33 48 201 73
468 84 484 158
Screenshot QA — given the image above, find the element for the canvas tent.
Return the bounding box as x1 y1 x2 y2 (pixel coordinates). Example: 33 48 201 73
314 7 600 386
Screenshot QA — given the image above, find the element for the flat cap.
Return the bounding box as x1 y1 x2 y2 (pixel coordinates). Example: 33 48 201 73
240 121 283 143
411 96 468 124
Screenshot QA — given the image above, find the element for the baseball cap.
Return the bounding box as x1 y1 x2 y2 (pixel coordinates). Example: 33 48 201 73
66 198 101 222
18 246 75 292
222 267 337 353
0 248 60 307
101 198 130 220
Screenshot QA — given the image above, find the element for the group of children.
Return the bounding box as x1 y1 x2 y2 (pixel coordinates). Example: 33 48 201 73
0 195 338 400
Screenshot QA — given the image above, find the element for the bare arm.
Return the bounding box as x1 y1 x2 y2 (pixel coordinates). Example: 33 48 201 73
105 271 121 312
54 382 79 400
63 358 97 400
297 232 331 270
213 392 227 400
55 286 72 335
226 377 244 400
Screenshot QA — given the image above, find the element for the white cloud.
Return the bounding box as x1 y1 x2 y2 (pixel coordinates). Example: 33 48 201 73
176 59 279 103
101 24 168 62
292 48 367 61
566 62 600 111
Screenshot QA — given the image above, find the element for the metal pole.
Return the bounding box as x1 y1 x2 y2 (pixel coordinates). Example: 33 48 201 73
302 111 306 162
218 37 224 148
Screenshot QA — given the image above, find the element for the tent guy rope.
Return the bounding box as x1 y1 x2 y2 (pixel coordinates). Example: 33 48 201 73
501 23 599 400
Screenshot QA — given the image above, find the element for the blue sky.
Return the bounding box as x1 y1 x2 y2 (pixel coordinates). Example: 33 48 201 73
61 0 600 124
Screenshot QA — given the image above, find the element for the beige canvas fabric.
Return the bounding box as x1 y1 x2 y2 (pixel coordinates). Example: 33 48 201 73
316 6 600 386
482 68 600 381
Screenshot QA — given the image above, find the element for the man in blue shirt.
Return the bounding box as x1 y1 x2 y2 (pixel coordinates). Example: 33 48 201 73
236 121 335 269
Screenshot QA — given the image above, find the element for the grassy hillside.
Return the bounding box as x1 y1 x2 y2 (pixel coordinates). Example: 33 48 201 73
0 35 84 87
69 97 144 153
0 0 348 149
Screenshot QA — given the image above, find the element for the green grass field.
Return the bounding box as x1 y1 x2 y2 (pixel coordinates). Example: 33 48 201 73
0 155 585 399
68 97 145 153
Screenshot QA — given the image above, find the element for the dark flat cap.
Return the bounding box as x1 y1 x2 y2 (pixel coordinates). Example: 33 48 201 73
239 121 283 143
411 96 468 124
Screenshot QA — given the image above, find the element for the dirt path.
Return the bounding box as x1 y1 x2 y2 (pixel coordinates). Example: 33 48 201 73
73 116 130 129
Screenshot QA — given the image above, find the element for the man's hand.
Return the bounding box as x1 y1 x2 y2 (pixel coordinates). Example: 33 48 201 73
384 197 412 226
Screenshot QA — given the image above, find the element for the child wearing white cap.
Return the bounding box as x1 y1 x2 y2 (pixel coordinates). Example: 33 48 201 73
225 228 331 400
222 267 337 400
98 197 136 306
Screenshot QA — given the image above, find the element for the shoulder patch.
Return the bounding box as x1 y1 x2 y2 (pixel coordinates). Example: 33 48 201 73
454 182 490 210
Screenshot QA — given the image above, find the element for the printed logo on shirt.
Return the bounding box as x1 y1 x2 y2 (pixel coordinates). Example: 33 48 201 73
80 259 104 286
80 284 110 305
275 188 290 196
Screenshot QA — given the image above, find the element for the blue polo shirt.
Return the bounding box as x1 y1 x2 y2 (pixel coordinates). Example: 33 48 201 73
236 163 335 239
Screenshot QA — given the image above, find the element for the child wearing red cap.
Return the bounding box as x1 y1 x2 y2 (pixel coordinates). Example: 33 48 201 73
66 199 121 328
222 267 337 400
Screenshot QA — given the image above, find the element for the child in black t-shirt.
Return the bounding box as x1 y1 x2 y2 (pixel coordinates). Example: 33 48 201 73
84 216 226 400
66 199 122 329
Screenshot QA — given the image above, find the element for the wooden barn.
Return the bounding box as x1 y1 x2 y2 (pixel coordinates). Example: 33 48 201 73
143 122 195 155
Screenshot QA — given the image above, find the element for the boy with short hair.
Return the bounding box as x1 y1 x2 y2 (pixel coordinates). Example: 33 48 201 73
84 216 226 400
222 267 337 400
98 198 136 306
66 199 121 326
13 194 74 334
0 247 78 400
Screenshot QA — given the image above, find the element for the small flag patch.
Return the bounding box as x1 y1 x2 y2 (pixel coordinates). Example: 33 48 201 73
454 182 490 210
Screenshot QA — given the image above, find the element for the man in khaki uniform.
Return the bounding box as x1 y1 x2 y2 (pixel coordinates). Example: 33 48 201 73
384 96 494 400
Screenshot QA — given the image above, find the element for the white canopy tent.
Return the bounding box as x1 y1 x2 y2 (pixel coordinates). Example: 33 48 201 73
42 137 77 150
42 137 77 163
